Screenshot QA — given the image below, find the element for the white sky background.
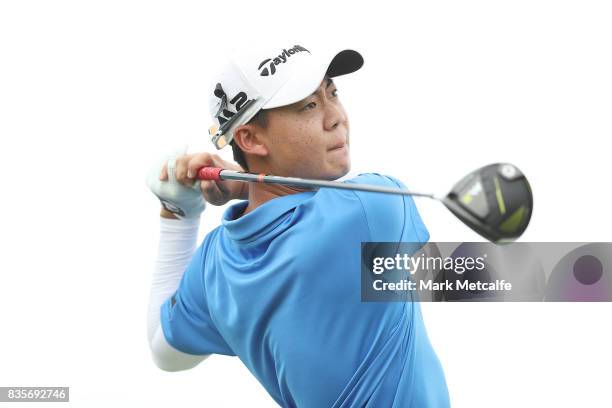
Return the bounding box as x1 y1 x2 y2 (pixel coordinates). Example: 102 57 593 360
0 1 611 406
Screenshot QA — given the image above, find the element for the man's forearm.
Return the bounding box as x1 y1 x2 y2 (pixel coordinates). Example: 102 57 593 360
147 215 200 345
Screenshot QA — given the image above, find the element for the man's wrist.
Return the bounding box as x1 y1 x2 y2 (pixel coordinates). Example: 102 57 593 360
160 207 179 219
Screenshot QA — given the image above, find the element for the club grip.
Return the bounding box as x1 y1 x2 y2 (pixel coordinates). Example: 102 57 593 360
197 167 223 181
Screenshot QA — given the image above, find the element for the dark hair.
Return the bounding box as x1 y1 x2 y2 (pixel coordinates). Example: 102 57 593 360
230 109 269 171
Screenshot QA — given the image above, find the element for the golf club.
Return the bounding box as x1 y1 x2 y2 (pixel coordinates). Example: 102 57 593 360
197 163 533 243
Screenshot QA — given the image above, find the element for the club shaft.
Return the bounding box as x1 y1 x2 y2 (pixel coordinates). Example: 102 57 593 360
199 168 436 199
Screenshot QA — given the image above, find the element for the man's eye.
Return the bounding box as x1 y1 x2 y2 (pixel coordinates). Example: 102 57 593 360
302 102 316 110
331 88 338 97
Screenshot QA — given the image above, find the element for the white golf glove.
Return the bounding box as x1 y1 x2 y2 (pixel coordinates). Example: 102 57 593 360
146 154 206 219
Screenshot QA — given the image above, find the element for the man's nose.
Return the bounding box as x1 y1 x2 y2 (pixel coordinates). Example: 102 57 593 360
324 101 346 130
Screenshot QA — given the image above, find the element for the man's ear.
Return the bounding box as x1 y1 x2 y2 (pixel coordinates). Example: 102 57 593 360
233 125 269 158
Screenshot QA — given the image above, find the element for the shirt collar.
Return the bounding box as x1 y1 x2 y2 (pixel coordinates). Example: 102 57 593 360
221 191 316 243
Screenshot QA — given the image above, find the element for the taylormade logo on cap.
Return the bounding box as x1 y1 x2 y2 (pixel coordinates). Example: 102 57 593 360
257 45 310 76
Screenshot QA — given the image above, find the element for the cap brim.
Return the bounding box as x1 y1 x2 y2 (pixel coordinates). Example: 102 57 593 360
326 49 364 78
262 49 363 109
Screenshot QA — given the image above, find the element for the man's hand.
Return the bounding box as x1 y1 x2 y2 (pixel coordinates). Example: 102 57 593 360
159 153 248 206
147 153 206 219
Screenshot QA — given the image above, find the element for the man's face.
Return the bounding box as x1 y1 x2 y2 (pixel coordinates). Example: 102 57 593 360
259 77 350 180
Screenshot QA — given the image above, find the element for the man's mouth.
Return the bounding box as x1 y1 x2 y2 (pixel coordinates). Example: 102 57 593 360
328 139 348 151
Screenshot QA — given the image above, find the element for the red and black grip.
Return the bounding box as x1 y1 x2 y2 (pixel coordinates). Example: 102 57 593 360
197 167 223 181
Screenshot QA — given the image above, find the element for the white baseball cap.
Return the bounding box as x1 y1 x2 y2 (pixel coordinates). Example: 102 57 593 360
207 43 364 149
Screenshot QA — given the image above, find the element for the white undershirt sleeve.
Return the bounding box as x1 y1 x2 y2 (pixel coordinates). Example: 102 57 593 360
147 216 210 371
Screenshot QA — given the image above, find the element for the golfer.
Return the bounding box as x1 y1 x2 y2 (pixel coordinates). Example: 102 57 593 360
147 43 450 407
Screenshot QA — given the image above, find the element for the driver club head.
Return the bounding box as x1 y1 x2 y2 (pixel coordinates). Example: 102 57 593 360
442 163 533 243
